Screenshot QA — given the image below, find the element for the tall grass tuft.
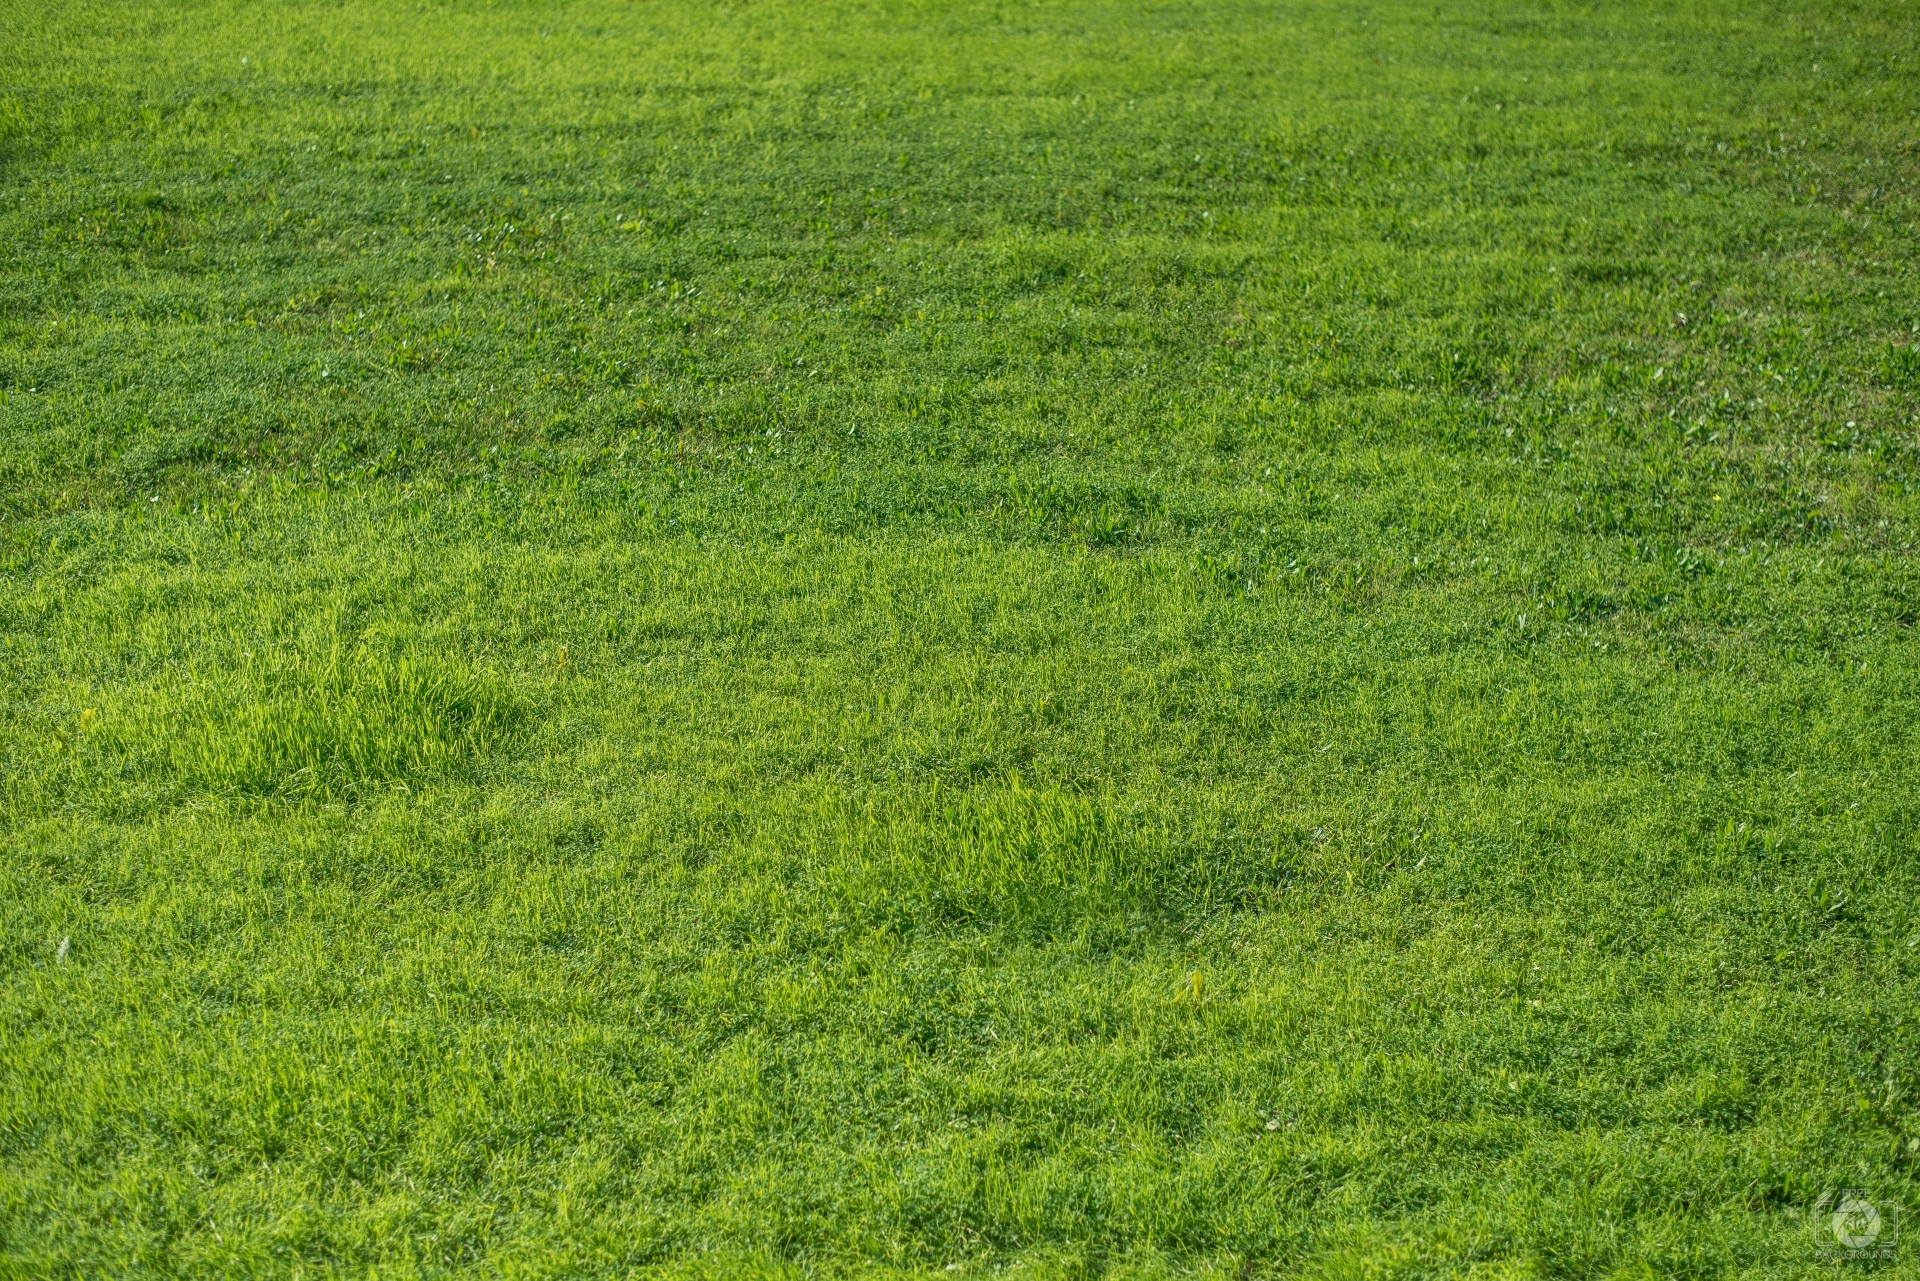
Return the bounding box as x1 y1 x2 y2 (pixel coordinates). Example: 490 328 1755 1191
920 779 1118 921
808 779 1283 935
128 647 521 799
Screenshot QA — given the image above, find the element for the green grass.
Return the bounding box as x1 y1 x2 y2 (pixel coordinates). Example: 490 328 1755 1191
3 0 1919 1274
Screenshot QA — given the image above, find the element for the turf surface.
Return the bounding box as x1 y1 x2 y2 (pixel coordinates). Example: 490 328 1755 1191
4 0 1920 1275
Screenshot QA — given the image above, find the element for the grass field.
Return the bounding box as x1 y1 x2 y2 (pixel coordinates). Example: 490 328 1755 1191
3 0 1920 1275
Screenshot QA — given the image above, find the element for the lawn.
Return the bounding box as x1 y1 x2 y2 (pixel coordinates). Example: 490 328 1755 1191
2 0 1919 1275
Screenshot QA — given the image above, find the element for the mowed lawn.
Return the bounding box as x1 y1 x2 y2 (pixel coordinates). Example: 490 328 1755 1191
3 0 1920 1275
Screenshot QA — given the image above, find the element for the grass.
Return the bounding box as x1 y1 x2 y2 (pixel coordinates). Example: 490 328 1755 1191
2 0 1919 1274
